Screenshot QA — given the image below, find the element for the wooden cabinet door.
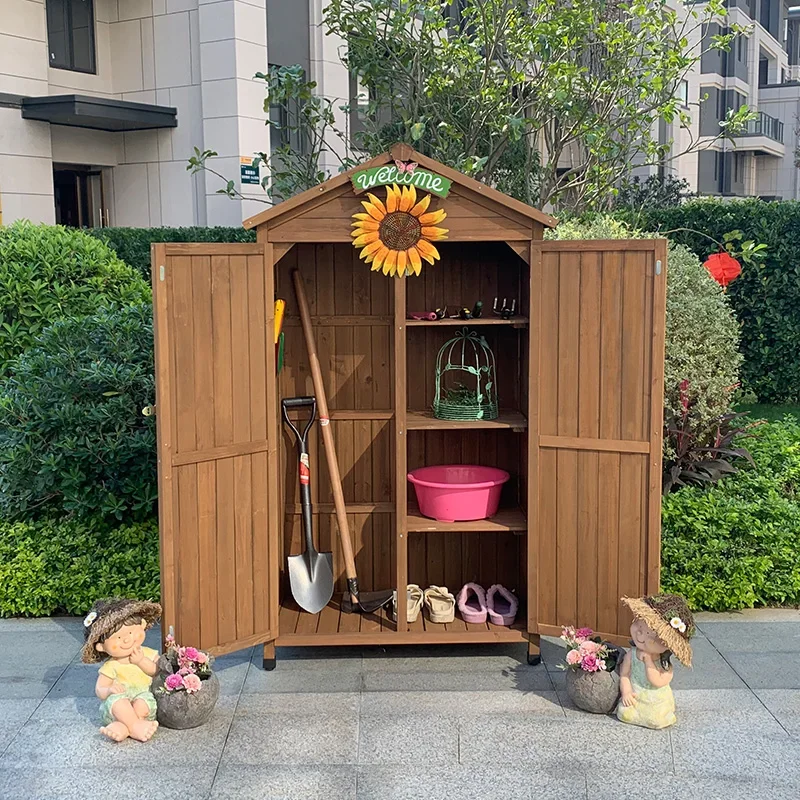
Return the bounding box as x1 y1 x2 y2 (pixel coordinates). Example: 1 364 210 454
529 240 667 644
152 243 279 655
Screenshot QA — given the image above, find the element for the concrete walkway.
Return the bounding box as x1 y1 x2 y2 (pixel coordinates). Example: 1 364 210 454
1 609 799 799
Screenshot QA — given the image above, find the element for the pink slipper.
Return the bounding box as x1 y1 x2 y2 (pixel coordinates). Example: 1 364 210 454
486 584 518 626
457 583 487 624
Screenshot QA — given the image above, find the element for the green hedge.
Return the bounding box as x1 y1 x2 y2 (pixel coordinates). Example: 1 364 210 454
661 416 800 611
0 517 159 617
618 200 800 404
89 226 256 280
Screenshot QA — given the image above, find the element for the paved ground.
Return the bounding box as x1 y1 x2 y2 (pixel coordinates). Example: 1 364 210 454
1 609 799 799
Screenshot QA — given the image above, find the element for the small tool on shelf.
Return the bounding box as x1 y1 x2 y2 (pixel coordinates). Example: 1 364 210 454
492 297 516 319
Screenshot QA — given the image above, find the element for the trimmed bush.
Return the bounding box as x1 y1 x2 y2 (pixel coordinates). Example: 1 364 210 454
0 222 149 377
618 199 800 403
90 226 256 280
0 517 160 617
661 417 800 611
547 216 742 431
0 304 156 522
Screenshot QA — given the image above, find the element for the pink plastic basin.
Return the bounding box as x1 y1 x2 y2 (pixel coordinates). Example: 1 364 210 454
407 465 510 522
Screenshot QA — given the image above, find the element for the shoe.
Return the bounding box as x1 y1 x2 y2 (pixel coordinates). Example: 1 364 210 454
456 583 487 624
486 584 518 626
389 584 423 622
423 585 456 623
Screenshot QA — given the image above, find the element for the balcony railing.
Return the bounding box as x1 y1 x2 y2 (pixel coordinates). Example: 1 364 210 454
740 111 784 143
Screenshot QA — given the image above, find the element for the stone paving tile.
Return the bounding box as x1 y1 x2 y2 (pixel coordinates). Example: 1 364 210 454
361 664 553 692
459 714 672 771
210 765 357 800
360 642 528 662
0 631 81 679
234 692 359 718
1 700 235 768
358 713 459 765
586 768 800 800
224 712 360 765
725 651 800 689
0 675 60 700
359 689 564 717
0 698 41 728
698 622 800 653
669 638 747 690
241 665 363 694
356 765 580 800
670 688 787 734
0 765 217 800
754 689 800 736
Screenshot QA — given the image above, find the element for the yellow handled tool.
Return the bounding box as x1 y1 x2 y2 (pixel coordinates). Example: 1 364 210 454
274 299 286 343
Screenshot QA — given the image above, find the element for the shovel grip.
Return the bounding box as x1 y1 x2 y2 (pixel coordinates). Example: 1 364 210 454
282 397 316 444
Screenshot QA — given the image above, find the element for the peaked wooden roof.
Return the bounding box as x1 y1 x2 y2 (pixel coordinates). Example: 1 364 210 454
242 143 557 230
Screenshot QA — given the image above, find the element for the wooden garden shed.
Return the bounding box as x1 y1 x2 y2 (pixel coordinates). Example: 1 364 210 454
152 143 667 669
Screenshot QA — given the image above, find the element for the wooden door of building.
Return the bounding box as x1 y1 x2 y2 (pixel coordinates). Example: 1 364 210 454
152 243 279 655
529 240 667 644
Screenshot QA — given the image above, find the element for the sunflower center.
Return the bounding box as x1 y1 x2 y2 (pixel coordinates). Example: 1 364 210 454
379 211 422 251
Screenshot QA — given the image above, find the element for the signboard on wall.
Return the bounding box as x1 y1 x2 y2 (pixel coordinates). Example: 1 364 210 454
240 156 260 186
351 162 452 198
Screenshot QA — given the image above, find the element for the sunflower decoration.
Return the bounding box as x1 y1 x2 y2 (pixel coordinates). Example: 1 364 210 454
351 184 448 277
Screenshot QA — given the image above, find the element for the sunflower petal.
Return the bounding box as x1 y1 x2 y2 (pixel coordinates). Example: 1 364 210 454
365 192 387 215
386 185 399 213
408 246 422 275
398 185 415 212
421 226 448 240
351 226 379 238
361 200 384 221
396 249 407 274
409 193 431 217
353 232 380 247
416 239 440 264
351 219 380 230
418 209 447 225
353 213 372 221
371 245 389 271
362 240 384 257
384 249 398 276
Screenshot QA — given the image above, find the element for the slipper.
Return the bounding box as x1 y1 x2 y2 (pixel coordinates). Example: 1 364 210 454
389 584 423 623
486 584 518 626
456 583 487 624
423 585 456 624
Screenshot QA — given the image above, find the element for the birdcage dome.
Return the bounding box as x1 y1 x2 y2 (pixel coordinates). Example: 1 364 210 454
433 328 498 421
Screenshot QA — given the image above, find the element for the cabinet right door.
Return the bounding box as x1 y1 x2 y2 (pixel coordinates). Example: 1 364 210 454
529 239 667 643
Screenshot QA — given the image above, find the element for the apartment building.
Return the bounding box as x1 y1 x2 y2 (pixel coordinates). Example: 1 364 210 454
1 1 798 230
0 0 347 227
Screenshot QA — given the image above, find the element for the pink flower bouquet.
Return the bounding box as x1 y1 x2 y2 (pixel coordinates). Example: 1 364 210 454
157 632 215 694
559 626 620 673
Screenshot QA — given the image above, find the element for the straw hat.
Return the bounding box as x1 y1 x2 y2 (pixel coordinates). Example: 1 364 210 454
81 597 162 664
621 593 696 667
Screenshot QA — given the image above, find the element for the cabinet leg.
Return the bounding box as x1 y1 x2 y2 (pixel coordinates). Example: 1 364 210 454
527 635 541 666
262 641 276 671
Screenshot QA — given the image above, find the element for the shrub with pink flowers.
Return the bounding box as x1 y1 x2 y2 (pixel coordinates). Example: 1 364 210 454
156 632 215 694
560 626 621 673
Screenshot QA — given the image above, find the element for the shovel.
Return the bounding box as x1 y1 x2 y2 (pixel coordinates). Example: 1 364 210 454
282 396 334 614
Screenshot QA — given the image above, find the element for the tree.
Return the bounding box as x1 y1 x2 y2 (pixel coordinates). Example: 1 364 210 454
191 0 753 213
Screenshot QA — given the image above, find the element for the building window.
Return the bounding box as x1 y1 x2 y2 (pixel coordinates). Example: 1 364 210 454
46 0 96 74
676 79 689 107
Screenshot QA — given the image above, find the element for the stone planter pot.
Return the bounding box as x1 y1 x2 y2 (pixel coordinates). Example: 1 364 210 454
152 661 220 730
565 666 620 715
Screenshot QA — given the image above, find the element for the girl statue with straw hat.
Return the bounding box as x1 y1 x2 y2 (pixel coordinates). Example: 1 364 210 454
616 593 695 730
81 598 162 743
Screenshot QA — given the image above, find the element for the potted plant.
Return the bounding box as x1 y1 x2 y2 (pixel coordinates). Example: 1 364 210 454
559 626 622 714
151 630 219 729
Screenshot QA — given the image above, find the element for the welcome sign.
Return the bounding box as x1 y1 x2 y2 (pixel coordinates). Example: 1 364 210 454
351 163 452 198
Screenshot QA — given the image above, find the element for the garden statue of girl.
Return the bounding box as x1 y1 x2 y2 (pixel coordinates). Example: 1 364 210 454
616 593 695 730
81 598 162 742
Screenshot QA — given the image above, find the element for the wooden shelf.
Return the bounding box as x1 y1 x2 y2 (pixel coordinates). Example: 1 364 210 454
406 504 526 533
406 316 528 328
406 409 528 431
276 596 527 645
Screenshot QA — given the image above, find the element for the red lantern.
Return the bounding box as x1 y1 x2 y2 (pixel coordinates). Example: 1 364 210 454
703 252 742 288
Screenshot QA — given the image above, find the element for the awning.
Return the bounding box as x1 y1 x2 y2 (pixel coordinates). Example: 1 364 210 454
20 94 177 132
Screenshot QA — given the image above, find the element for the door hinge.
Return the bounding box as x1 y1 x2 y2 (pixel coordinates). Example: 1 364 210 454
655 259 662 275
159 265 165 281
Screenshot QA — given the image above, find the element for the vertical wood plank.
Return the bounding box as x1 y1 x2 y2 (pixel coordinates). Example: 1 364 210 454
539 252 559 436
527 242 541 635
538 448 558 626
176 464 200 644
394 275 407 633
621 251 647 441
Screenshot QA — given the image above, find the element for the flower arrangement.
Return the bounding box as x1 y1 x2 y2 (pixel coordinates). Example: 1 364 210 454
157 632 214 695
560 626 621 673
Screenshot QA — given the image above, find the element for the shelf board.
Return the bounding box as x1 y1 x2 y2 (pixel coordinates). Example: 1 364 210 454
406 505 527 533
406 409 528 431
406 316 528 328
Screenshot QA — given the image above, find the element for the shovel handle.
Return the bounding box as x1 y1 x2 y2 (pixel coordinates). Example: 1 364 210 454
281 397 316 556
281 397 316 446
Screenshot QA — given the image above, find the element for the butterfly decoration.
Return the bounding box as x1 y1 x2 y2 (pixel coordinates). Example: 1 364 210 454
394 160 418 174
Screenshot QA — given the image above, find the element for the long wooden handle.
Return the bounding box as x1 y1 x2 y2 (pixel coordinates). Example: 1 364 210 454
292 269 359 601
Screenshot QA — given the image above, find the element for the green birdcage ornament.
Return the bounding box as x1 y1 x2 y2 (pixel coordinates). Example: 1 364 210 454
433 328 498 421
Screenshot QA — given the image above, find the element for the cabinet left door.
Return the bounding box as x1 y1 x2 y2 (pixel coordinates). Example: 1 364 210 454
152 243 279 655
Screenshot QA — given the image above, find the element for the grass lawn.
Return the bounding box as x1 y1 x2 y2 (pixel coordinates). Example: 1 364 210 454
736 403 800 423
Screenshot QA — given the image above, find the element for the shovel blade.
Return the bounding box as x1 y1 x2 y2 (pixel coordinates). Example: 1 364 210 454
287 549 334 614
